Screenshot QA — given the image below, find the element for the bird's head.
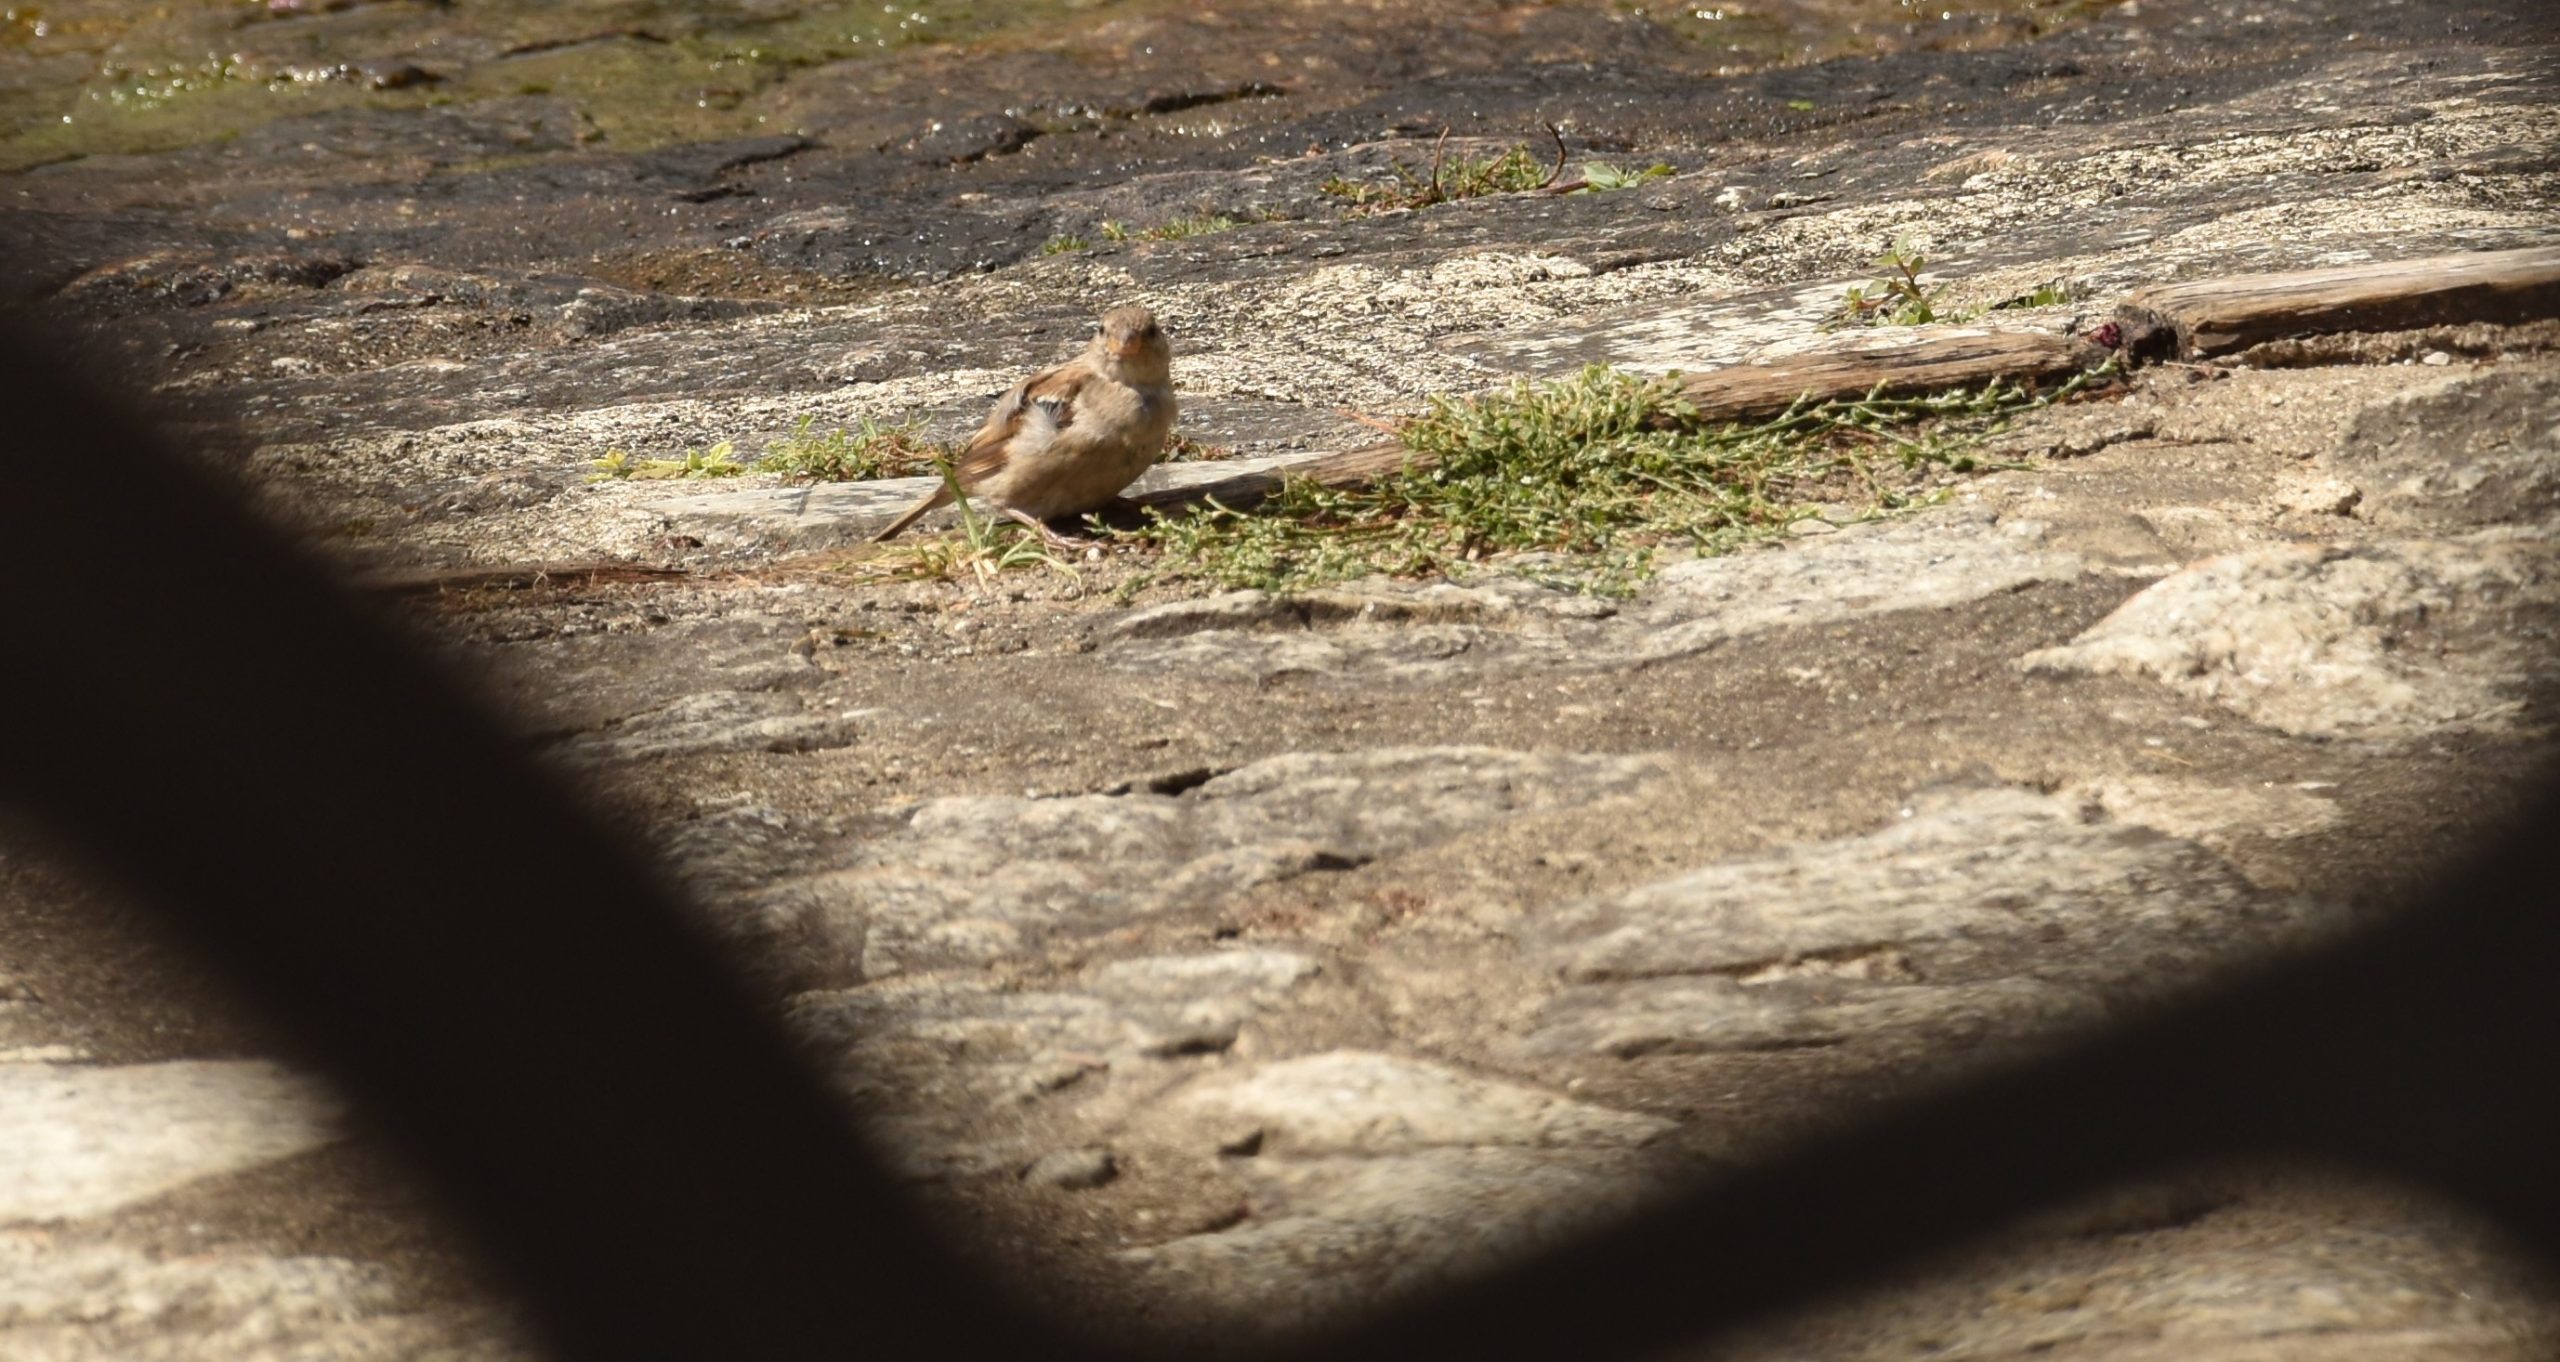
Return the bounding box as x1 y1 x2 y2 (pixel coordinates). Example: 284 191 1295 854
1092 304 1172 383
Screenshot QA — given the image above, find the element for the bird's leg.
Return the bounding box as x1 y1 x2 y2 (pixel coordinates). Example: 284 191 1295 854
1001 507 1087 554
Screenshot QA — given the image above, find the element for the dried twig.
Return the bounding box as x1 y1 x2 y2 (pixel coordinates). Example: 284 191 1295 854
1425 127 1451 205
1535 121 1569 190
359 561 691 595
1336 407 1406 435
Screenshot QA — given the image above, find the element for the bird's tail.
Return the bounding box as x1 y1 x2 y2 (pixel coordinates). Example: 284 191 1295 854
869 484 955 543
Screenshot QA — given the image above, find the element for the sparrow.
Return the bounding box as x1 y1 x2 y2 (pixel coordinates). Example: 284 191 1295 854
871 304 1177 544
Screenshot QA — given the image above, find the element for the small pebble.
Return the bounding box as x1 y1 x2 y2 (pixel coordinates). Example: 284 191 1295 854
2277 477 2362 517
1022 1146 1118 1190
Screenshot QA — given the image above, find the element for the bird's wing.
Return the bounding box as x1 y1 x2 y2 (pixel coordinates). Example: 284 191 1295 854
955 362 1093 483
1017 363 1090 428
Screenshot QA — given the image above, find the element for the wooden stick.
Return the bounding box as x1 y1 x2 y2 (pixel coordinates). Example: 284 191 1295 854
2121 245 2560 357
359 561 691 595
1129 440 1409 514
1672 330 2098 423
1136 329 2104 514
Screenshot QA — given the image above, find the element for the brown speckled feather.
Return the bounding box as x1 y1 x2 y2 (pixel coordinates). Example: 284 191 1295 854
867 367 1093 544
871 305 1174 543
954 364 1090 484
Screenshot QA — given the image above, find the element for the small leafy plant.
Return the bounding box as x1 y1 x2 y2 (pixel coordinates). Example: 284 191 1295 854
1829 237 1945 329
1323 127 1675 214
588 440 748 481
1322 139 1551 214
757 416 946 481
1829 246 2080 329
1990 279 2077 311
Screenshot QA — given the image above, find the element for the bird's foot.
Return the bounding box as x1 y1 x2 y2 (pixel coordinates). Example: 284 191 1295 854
1001 507 1091 555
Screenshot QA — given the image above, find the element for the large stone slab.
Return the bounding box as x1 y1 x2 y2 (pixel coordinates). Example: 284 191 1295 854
0 1062 342 1224
1115 1146 1667 1326
0 1238 532 1362
1519 787 2323 1058
2330 367 2560 532
1160 1050 1672 1156
1717 1178 2550 1362
2021 538 2560 740
1097 508 2135 684
550 688 865 765
1617 508 2127 665
794 951 1324 1102
1117 1052 1673 1329
780 746 1661 977
789 950 1332 1180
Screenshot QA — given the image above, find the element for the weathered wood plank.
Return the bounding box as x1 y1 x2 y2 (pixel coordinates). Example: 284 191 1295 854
1674 328 2098 421
1137 328 2102 513
2123 245 2560 357
1129 439 1407 513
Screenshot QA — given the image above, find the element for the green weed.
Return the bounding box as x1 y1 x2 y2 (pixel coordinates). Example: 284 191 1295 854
1991 279 2077 311
1322 139 1550 214
1112 362 2107 597
757 416 945 481
1323 130 1674 213
1147 213 1242 240
588 440 748 481
1832 244 2080 329
862 463 1083 591
1828 236 1946 329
